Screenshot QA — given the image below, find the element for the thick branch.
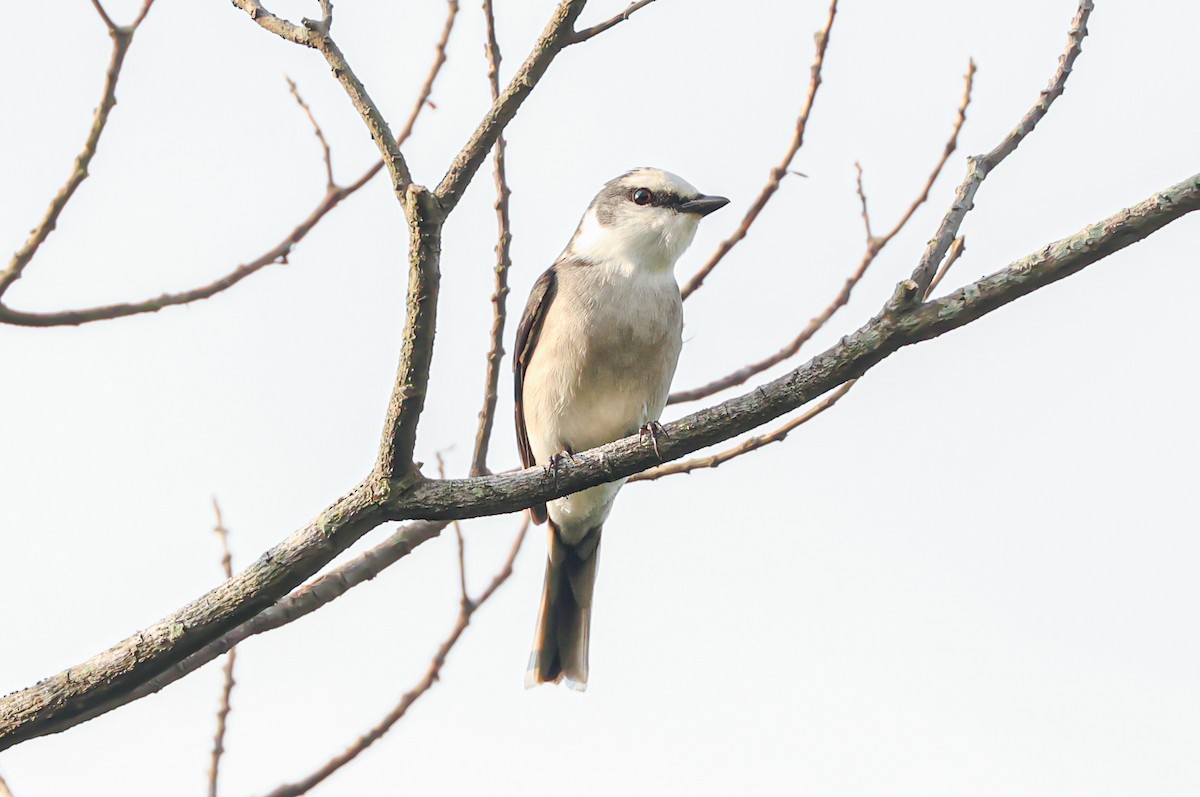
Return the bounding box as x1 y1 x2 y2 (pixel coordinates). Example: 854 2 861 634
26 520 448 742
680 0 837 300
373 186 445 478
394 174 1200 518
909 0 1093 296
2 173 1196 752
635 381 855 482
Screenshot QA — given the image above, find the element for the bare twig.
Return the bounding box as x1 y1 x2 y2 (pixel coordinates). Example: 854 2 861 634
854 162 873 242
207 499 238 797
927 235 966 295
470 0 515 477
286 77 335 189
909 1 1093 298
434 453 470 603
570 0 659 43
669 59 974 404
0 770 14 797
4 172 1199 750
299 23 414 198
89 0 118 31
634 381 855 482
228 0 311 46
434 0 587 212
680 0 838 300
0 0 155 302
318 0 333 30
0 1 455 328
260 518 529 797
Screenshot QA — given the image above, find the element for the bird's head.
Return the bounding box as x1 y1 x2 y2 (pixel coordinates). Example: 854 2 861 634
566 168 729 272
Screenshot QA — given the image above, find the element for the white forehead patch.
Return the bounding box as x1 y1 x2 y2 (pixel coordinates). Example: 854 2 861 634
618 168 700 197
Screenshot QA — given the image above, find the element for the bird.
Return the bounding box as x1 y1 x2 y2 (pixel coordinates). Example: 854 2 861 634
513 167 729 690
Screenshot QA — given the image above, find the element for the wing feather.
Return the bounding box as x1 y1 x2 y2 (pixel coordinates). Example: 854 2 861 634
514 266 558 524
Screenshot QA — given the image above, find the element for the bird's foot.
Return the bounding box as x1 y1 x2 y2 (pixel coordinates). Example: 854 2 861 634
544 449 575 489
639 421 669 460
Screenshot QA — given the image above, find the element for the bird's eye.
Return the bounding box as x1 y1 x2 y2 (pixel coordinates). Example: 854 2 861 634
631 188 653 206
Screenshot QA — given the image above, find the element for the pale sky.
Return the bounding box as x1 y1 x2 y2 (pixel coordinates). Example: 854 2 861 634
2 1 1198 795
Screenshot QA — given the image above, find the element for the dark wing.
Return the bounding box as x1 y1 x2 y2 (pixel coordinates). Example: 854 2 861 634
514 266 558 524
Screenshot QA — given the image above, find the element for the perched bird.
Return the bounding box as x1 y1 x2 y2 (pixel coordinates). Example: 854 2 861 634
514 168 729 690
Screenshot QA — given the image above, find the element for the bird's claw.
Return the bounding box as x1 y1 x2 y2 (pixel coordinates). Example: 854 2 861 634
544 450 574 489
639 421 668 460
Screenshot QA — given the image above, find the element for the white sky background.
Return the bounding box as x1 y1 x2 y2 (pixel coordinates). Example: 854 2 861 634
1 0 1198 794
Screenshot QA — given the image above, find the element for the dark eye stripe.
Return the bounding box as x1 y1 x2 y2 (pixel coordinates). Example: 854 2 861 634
629 188 684 208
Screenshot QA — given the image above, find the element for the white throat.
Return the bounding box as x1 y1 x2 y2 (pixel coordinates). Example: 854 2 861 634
567 208 699 274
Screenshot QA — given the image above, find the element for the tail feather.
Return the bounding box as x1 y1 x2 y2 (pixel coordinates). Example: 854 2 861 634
526 520 601 691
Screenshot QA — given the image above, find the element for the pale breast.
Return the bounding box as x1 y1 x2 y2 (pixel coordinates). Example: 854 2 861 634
523 260 683 464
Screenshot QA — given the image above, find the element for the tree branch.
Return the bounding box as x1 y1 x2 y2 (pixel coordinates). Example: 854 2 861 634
633 381 856 482
2 172 1196 751
26 520 449 742
396 173 1200 518
0 1 153 302
259 518 528 797
286 77 335 189
0 3 455 328
679 0 837 301
433 0 587 212
569 0 659 43
909 0 1093 297
207 499 237 797
669 59 974 404
470 0 515 477
927 235 966 295
297 20 415 199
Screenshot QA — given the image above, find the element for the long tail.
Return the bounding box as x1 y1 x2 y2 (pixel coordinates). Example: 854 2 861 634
526 520 602 691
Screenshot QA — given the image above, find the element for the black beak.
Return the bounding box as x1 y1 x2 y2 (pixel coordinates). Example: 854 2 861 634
678 195 730 217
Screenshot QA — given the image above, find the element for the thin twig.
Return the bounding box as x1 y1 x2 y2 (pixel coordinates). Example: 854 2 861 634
0 0 155 302
318 0 333 30
0 0 454 328
680 0 838 300
207 499 238 797
0 771 14 797
434 453 469 604
434 0 587 212
260 517 529 797
927 235 966 295
669 59 975 405
854 162 873 243
570 0 659 43
633 381 855 482
299 22 414 198
909 0 1093 298
470 0 514 477
90 0 118 31
286 77 335 189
